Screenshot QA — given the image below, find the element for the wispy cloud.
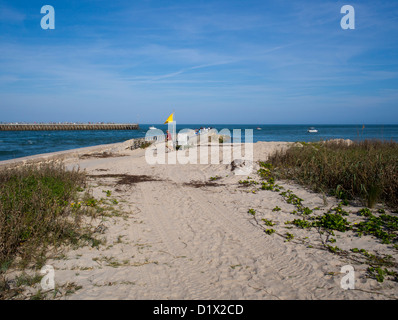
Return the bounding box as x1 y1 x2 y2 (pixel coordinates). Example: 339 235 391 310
0 0 397 123
0 4 25 23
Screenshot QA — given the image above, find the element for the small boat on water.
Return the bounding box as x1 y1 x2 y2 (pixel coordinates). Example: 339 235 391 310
256 127 262 130
307 127 318 133
149 126 157 130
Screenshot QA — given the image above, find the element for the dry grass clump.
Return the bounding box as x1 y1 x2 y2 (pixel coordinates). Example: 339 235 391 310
87 173 162 185
268 139 398 208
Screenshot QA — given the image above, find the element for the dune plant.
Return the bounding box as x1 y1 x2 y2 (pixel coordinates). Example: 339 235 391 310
268 139 398 208
0 162 98 271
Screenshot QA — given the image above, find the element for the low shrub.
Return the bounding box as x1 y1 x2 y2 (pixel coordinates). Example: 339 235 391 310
0 162 95 270
267 139 398 208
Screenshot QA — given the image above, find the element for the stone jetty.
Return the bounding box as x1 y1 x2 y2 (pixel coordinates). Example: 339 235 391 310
0 123 139 131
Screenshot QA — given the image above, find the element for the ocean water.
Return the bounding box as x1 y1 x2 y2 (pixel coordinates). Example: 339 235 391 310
1 124 397 162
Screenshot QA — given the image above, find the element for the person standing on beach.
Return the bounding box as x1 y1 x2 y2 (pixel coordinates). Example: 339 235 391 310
166 130 174 151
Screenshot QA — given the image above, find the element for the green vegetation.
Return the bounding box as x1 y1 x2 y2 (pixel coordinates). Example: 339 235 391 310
257 162 273 180
326 245 341 253
287 219 313 229
262 218 275 227
315 212 350 233
247 172 398 283
84 197 97 207
0 162 133 299
280 190 303 207
285 232 294 242
354 209 398 244
103 190 112 197
139 141 152 149
264 229 276 235
367 267 398 283
267 139 398 208
237 163 283 193
0 163 101 272
256 163 284 192
243 144 398 285
238 177 258 186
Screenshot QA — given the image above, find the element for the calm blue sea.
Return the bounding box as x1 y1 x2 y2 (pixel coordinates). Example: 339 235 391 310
1 124 397 162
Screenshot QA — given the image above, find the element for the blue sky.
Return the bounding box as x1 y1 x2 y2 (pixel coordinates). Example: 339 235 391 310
0 0 397 124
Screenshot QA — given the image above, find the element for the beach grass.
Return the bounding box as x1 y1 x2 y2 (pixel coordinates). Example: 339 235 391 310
267 139 398 208
0 162 97 272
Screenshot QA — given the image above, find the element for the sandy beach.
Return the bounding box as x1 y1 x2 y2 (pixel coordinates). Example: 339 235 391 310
3 0 398 305
3 139 398 300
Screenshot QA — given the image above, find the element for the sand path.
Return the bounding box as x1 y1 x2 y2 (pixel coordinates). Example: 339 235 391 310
49 143 395 300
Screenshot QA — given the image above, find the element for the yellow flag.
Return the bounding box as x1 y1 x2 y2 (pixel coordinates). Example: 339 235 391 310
164 113 174 124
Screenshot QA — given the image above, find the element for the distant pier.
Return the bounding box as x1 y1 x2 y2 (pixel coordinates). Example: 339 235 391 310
0 123 139 131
